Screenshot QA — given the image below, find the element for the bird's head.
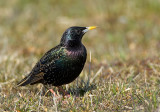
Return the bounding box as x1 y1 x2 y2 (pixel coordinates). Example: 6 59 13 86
60 26 97 48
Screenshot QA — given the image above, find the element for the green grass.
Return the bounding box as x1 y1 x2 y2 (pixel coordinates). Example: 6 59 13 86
0 0 160 111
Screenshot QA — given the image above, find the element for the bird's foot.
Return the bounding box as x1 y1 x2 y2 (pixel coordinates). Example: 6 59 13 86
44 89 57 96
49 89 57 96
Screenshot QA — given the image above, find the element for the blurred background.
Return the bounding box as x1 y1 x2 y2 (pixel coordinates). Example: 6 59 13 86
0 0 160 58
0 0 160 81
0 0 160 111
0 0 160 83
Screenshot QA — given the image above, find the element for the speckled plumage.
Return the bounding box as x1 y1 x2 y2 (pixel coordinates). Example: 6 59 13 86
17 26 96 87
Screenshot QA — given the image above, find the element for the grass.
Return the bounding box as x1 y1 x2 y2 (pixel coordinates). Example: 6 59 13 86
0 0 160 111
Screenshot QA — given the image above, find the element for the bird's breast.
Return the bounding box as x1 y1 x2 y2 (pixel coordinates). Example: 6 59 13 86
66 46 87 62
62 47 87 79
44 46 87 86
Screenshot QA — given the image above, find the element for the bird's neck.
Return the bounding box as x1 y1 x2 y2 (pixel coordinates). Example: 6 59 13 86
65 44 86 58
61 39 82 49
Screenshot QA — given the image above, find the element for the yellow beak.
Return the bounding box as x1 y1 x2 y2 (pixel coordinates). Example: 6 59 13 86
83 26 97 33
87 26 97 30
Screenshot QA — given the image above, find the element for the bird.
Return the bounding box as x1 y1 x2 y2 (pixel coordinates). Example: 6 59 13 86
17 26 97 95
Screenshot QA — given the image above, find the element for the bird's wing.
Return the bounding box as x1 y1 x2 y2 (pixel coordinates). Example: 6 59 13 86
17 45 65 86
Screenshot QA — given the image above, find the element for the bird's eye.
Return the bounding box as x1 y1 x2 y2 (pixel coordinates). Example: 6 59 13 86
71 30 74 35
76 30 81 35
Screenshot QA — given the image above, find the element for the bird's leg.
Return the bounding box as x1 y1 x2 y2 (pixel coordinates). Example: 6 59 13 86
44 85 57 96
48 89 57 96
57 86 69 97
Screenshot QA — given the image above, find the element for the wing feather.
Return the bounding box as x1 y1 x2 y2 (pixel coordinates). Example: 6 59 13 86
17 45 65 86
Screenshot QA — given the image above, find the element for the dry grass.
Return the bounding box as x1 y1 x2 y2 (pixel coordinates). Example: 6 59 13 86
0 0 160 111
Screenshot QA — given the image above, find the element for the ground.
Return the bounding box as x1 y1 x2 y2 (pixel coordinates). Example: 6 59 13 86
0 0 160 111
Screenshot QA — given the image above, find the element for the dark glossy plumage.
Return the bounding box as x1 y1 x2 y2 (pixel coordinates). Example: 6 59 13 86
17 26 96 87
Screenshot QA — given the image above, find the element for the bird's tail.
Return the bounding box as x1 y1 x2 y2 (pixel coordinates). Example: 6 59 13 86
17 74 32 87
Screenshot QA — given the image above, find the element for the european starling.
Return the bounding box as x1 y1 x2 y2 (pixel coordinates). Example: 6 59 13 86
17 26 97 94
